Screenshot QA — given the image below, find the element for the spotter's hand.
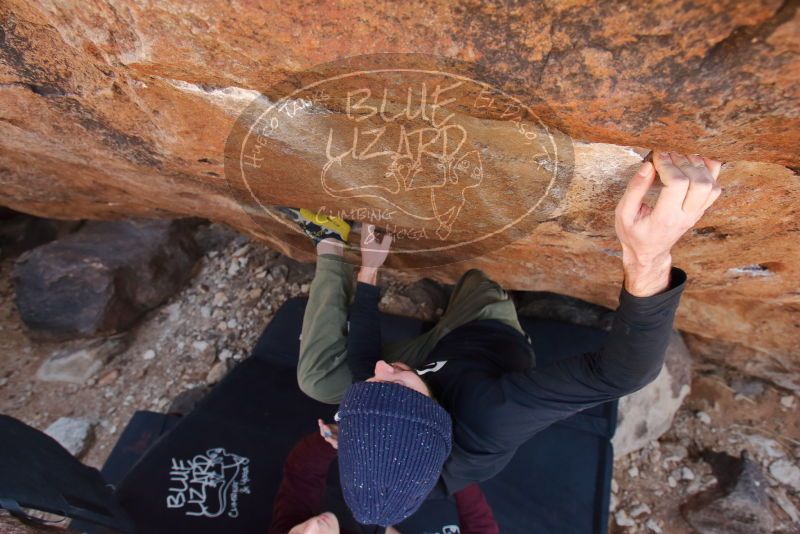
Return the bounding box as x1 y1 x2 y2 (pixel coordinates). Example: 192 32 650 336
317 419 339 450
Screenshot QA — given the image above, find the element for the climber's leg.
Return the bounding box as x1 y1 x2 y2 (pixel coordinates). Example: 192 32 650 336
297 248 355 404
382 269 525 368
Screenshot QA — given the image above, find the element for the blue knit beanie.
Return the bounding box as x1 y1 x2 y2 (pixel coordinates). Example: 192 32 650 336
335 381 452 526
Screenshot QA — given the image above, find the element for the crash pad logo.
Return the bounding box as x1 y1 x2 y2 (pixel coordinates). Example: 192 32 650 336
166 448 251 519
225 53 574 267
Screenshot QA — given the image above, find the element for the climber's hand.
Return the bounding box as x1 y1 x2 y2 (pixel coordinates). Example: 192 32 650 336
615 151 722 296
358 224 392 285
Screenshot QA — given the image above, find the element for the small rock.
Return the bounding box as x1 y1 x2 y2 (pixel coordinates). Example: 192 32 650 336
200 306 211 318
163 302 181 322
746 435 785 459
696 411 711 424
0 377 7 387
96 369 119 387
687 479 702 494
227 318 238 329
232 244 249 257
218 349 232 361
217 321 228 331
206 361 228 384
192 340 209 352
769 459 800 491
628 466 639 478
645 519 662 533
668 475 677 488
629 503 651 518
213 292 227 306
300 283 310 293
614 510 636 528
37 335 129 383
227 262 239 276
780 395 795 409
609 493 617 511
611 478 619 493
662 443 688 464
44 417 94 458
248 288 263 299
142 349 156 360
269 264 288 282
681 467 695 481
729 377 764 398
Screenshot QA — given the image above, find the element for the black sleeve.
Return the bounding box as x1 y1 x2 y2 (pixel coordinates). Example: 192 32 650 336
486 267 687 449
346 282 383 382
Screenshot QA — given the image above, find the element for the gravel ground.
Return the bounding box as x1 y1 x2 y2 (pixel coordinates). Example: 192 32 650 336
1 223 798 533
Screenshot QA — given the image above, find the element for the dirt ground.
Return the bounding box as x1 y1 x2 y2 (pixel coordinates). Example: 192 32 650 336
1 223 798 533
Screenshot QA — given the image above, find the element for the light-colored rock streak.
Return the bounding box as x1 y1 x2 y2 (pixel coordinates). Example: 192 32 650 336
162 79 264 117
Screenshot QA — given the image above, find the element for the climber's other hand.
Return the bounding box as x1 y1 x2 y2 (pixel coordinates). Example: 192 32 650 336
357 224 392 285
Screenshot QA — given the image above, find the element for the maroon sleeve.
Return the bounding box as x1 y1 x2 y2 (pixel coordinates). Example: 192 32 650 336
268 432 338 534
453 483 500 534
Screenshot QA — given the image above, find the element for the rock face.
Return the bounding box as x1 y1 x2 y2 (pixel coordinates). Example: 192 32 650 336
613 331 692 458
14 219 201 340
0 3 798 381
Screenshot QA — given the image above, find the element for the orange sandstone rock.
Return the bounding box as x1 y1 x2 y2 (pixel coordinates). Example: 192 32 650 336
0 1 798 386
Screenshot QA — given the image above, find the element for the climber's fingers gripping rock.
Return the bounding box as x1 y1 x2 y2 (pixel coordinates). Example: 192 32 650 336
615 151 722 267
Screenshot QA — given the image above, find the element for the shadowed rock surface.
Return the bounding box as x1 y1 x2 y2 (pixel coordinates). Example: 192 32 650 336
681 451 777 534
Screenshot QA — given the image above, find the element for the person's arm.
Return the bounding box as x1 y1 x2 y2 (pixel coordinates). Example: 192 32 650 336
346 225 393 381
454 484 500 534
490 266 684 437
484 152 723 449
269 432 338 534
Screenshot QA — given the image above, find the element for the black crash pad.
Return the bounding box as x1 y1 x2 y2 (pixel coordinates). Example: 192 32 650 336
107 297 616 534
0 296 616 534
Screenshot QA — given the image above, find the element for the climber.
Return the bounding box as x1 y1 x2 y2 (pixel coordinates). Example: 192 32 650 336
290 151 722 527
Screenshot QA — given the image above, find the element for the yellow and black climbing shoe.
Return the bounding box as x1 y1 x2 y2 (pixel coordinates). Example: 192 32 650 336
278 207 351 244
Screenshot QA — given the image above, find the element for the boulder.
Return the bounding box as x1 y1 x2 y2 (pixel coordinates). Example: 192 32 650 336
14 219 201 340
612 331 692 457
682 451 777 534
0 1 798 384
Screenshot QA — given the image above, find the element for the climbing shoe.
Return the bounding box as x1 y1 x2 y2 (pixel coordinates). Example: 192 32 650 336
277 207 351 244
